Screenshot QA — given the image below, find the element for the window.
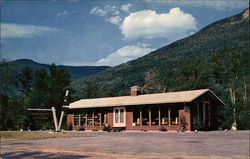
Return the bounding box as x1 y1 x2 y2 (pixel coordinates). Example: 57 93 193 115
192 102 198 125
142 106 149 125
113 107 126 127
198 101 203 124
115 109 119 123
73 113 86 126
87 110 93 126
161 106 169 125
101 109 107 126
73 114 80 126
73 109 107 127
120 109 124 123
94 111 101 126
170 106 179 125
133 106 141 126
151 106 159 125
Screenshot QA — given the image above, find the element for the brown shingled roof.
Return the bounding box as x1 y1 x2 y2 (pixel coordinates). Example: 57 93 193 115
69 89 224 109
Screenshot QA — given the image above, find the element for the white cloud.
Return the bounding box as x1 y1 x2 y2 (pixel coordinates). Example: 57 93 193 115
168 0 248 10
89 6 106 16
89 5 119 17
113 10 120 16
89 5 123 25
90 6 106 16
121 3 132 13
120 8 197 40
62 61 97 66
107 16 122 25
1 23 59 38
97 43 155 66
67 0 79 2
56 11 68 17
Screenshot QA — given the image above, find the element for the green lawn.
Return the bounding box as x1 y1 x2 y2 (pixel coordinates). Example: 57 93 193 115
0 131 92 140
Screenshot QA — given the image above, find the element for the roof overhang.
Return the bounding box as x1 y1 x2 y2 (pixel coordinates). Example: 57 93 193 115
68 89 224 109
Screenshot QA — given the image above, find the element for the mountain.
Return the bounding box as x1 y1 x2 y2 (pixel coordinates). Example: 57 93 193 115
9 59 110 81
73 8 249 96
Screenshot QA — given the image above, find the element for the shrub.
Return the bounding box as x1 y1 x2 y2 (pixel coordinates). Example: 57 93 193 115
68 124 73 131
102 125 112 132
78 127 85 131
180 115 187 132
159 127 167 131
193 123 209 131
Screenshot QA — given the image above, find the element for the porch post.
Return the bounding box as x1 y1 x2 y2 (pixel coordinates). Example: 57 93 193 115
104 113 107 125
203 96 206 125
208 96 211 126
158 106 161 126
92 110 95 126
149 106 151 126
168 106 171 126
140 106 142 126
78 114 81 126
100 112 102 126
197 101 200 125
85 112 87 126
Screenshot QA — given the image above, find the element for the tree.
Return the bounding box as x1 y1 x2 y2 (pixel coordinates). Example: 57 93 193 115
20 66 33 96
5 97 28 130
29 68 49 109
81 79 99 99
0 60 18 96
27 64 71 130
105 86 118 97
211 47 248 129
47 64 71 111
0 60 18 130
142 68 165 94
173 55 211 91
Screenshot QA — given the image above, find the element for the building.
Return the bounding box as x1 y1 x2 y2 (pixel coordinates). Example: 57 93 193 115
67 86 224 131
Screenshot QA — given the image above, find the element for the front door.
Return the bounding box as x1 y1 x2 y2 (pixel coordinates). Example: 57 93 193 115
113 107 126 127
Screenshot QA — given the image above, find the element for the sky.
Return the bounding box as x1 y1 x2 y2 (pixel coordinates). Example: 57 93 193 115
1 0 249 66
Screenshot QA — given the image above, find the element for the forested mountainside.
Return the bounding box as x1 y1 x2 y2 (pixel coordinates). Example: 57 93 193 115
73 8 249 96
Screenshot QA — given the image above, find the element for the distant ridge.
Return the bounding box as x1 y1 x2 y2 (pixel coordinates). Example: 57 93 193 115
9 59 110 81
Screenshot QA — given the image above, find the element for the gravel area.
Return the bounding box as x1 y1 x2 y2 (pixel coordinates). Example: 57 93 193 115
1 130 249 159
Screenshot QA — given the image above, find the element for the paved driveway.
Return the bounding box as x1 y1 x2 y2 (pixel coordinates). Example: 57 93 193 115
1 131 249 159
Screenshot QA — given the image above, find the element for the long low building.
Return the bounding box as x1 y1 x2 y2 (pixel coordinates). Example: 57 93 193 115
67 86 224 131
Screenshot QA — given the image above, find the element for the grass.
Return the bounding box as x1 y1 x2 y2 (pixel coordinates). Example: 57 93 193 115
0 131 92 140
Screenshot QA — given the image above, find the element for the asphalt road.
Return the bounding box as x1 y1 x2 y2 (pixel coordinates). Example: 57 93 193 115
1 130 249 159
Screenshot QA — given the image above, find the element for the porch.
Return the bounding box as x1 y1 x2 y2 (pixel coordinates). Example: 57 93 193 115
67 103 190 131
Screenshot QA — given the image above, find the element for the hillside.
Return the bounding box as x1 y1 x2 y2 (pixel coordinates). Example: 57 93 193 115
9 59 110 81
73 8 249 96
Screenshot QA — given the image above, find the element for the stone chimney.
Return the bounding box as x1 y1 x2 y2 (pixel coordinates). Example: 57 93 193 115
131 86 141 96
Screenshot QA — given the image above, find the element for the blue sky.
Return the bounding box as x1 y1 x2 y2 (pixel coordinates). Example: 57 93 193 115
1 0 248 66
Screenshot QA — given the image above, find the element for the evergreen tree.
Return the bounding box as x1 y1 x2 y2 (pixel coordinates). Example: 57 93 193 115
0 60 18 130
29 69 49 109
6 97 28 130
48 64 71 111
82 79 99 99
27 64 70 130
20 66 33 96
0 60 18 96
